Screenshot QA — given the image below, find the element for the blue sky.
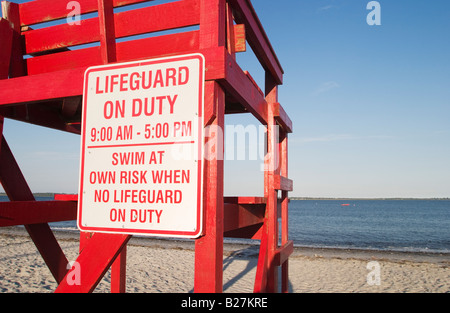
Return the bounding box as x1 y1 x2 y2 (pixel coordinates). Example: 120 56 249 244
1 0 450 198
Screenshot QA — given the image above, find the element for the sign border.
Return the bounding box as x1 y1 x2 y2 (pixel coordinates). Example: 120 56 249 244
77 53 205 239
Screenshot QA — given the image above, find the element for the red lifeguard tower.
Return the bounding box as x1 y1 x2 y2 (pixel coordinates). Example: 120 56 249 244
0 0 293 293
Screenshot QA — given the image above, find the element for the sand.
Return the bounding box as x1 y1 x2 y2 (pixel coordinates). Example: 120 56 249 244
0 227 449 293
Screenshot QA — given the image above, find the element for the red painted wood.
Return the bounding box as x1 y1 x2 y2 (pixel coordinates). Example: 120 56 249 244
221 53 268 124
280 128 289 293
274 240 293 266
98 0 117 64
273 174 293 191
1 2 26 78
111 245 127 293
199 0 226 49
223 203 265 233
1 47 225 106
224 196 266 204
266 80 280 293
19 0 155 26
0 201 77 227
27 31 200 75
0 19 13 79
23 0 200 55
271 102 293 133
193 0 227 293
55 233 131 293
234 24 246 53
0 67 86 106
54 194 78 201
228 0 283 84
253 220 268 293
226 2 235 57
194 81 225 293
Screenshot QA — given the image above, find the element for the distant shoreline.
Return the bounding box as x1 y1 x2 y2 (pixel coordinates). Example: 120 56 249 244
0 193 449 201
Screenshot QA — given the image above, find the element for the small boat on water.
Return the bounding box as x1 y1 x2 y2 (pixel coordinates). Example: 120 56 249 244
341 203 350 206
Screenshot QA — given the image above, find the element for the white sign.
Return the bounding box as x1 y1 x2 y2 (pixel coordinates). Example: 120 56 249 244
78 54 205 238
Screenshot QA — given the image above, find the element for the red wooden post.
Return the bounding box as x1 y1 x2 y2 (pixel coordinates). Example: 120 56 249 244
255 72 281 293
1 1 26 78
280 130 289 293
194 81 225 293
97 0 117 64
194 0 226 293
111 246 127 293
0 18 13 80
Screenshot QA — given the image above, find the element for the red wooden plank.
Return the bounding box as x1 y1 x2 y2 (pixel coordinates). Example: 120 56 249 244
274 240 293 267
54 194 79 201
1 46 224 107
116 30 199 63
18 0 155 26
55 233 131 293
0 18 13 79
0 201 77 227
23 0 200 55
0 67 86 106
228 0 283 85
223 203 264 233
272 102 293 133
234 24 246 52
221 52 268 125
223 223 263 239
26 30 199 75
273 174 293 192
194 81 225 293
224 196 266 204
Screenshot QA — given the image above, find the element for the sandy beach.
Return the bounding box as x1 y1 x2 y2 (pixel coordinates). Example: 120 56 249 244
0 227 448 293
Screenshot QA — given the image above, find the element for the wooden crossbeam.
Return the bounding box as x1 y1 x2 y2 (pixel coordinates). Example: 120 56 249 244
23 0 200 55
0 201 77 227
223 203 265 233
274 240 293 266
272 102 293 134
18 0 155 26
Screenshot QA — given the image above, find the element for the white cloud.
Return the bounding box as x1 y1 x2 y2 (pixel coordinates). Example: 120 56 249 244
312 81 340 95
318 5 336 11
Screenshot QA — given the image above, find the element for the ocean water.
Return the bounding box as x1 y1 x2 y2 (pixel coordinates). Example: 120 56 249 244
289 199 450 254
2 196 449 254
